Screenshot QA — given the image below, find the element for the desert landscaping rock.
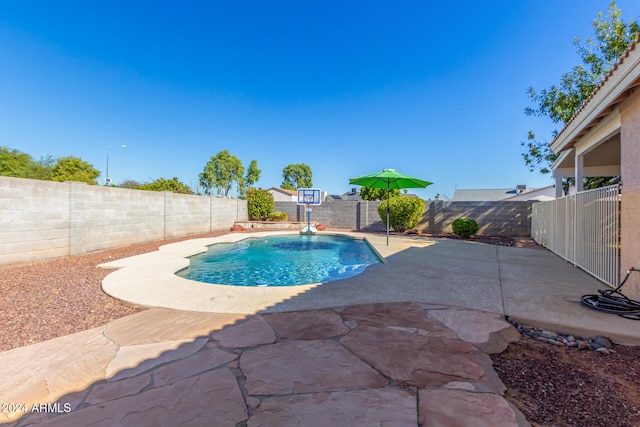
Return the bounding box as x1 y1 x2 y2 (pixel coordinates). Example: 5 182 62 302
509 318 619 355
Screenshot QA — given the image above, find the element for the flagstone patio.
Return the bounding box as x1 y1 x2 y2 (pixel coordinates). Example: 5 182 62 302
0 302 528 426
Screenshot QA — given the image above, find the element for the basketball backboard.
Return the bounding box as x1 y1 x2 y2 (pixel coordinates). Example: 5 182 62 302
297 188 322 205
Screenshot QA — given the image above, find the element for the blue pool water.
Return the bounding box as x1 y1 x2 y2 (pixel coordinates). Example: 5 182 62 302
176 234 381 287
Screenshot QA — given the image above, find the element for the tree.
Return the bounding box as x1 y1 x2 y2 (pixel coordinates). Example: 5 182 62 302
522 2 640 175
246 160 261 188
281 163 312 190
0 146 36 178
521 131 559 175
199 150 245 196
30 155 55 181
359 186 401 201
0 146 97 184
50 156 100 185
140 177 193 194
119 179 143 189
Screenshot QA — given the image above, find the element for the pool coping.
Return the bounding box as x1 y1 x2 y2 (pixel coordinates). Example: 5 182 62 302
99 231 420 314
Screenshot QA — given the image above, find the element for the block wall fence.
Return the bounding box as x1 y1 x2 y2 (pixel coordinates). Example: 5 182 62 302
275 199 534 237
0 176 248 266
1 176 533 266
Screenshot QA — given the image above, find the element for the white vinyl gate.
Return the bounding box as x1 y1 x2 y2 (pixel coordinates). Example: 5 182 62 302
531 185 620 287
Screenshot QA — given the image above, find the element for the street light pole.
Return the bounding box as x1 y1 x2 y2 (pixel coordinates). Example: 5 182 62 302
106 144 127 185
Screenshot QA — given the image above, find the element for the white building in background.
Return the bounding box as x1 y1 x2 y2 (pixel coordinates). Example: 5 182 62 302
452 185 556 202
267 187 297 202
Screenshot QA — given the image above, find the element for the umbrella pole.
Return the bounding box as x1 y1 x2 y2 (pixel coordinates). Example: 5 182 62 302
386 184 390 246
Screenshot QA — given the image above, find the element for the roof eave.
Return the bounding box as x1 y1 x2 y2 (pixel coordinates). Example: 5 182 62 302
550 35 640 154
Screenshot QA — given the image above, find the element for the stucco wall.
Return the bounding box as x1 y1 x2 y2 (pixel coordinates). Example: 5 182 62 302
620 94 640 298
0 177 248 266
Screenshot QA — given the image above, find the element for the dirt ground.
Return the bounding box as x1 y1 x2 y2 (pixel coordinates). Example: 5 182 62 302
1 230 638 426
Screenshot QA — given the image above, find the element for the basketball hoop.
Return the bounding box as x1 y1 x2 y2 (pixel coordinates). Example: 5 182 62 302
297 188 321 234
297 188 322 206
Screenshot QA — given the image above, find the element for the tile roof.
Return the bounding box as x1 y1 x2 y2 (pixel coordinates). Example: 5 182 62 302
268 187 297 196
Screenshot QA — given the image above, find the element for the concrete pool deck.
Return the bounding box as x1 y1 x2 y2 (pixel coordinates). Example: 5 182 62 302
100 231 640 345
2 231 640 426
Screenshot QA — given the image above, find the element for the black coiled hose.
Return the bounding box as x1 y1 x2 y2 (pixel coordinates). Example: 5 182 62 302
581 267 640 320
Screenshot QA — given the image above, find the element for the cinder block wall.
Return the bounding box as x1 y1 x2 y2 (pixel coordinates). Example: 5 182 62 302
0 177 248 265
420 200 534 237
0 177 71 264
273 202 299 221
211 197 245 230
165 192 211 239
69 182 166 254
274 200 383 231
275 199 532 236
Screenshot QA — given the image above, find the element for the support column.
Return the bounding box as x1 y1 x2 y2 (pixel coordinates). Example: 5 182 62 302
621 97 640 299
575 154 584 192
553 171 564 198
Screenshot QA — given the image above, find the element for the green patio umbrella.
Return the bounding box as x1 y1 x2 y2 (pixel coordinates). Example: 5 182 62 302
349 168 433 245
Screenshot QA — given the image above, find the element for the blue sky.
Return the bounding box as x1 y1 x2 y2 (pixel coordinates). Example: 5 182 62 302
1 1 638 199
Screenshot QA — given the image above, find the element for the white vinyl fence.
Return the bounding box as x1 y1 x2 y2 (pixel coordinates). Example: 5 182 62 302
532 185 620 287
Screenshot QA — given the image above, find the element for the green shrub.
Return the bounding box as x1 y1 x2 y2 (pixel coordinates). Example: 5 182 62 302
247 188 274 220
269 211 288 221
377 196 425 232
452 218 479 238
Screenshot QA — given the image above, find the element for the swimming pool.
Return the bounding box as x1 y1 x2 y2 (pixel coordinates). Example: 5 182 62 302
176 234 381 287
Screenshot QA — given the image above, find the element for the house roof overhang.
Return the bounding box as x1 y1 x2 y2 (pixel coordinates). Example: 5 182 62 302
550 36 640 155
552 132 622 178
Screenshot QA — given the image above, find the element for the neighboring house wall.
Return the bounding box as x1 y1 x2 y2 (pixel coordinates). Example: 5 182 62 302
268 188 297 202
274 200 533 236
504 186 555 201
0 176 248 266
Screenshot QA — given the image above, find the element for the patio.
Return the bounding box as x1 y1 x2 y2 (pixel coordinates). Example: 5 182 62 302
2 233 640 425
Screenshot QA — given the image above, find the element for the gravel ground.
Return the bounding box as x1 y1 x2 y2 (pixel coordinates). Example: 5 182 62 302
1 229 639 425
0 230 232 351
492 338 640 427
